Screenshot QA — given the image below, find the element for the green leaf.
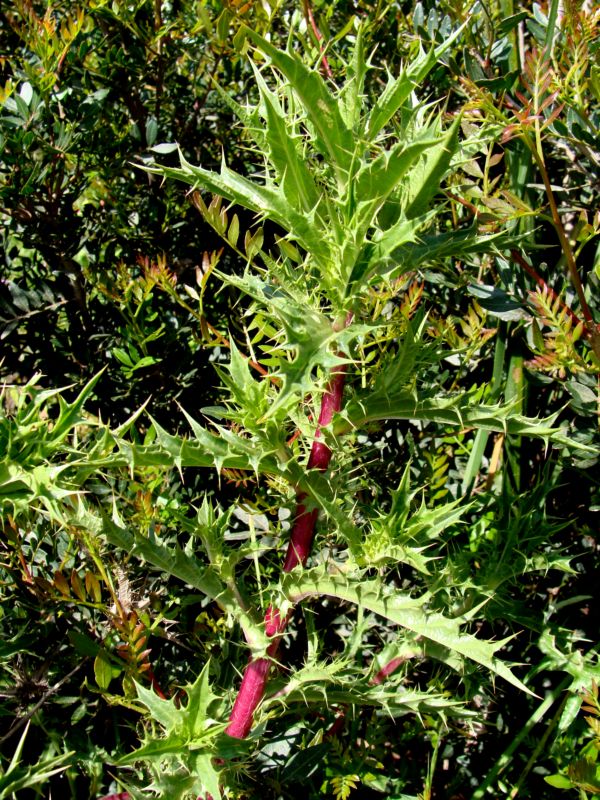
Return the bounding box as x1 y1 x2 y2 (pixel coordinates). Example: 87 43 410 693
135 685 182 732
145 117 158 147
366 27 465 139
219 271 357 419
337 24 368 130
281 567 532 694
227 213 240 247
351 136 439 239
132 661 221 744
538 631 600 693
151 154 331 269
404 117 460 219
281 743 331 783
544 773 574 789
118 663 222 798
251 63 321 213
362 467 468 572
217 338 270 423
50 370 104 442
192 752 221 800
366 51 436 140
468 283 529 321
69 630 102 659
186 665 220 739
0 465 33 499
348 211 434 290
150 142 178 154
211 78 268 152
244 27 354 181
94 651 114 690
146 415 282 475
337 387 596 452
391 225 510 268
99 511 225 602
83 504 268 651
0 723 72 797
264 655 457 715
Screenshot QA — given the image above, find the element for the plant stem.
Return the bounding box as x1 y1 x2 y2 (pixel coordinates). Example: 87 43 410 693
283 364 347 572
508 693 567 798
370 657 406 685
461 323 507 496
301 0 333 79
225 608 286 739
505 344 525 493
226 362 348 739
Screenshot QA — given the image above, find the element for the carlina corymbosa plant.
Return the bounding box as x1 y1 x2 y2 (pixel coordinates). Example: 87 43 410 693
65 20 594 797
147 20 499 743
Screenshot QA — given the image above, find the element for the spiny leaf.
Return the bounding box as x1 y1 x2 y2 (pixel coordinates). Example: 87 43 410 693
118 663 222 798
351 135 440 234
337 386 596 452
362 466 468 572
147 154 331 268
265 656 459 714
210 78 268 153
251 62 321 213
281 567 532 694
95 510 227 604
147 415 282 474
244 27 354 181
366 25 465 139
0 723 73 796
215 339 271 425
404 117 461 219
359 224 508 287
76 502 267 650
337 23 368 130
219 271 358 419
134 661 219 740
50 370 104 441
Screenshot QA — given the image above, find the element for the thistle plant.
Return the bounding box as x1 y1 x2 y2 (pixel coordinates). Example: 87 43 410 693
126 21 591 784
146 22 510 741
3 18 597 800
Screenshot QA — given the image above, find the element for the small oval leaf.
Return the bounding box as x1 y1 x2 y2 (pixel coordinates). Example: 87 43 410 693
85 572 102 603
70 569 86 602
227 213 240 247
53 570 71 597
94 652 114 690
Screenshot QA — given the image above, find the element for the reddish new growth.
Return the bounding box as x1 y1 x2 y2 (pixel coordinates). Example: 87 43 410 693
226 362 347 739
370 657 406 685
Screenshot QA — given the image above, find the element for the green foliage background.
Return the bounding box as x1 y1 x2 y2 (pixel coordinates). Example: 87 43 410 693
1 1 599 798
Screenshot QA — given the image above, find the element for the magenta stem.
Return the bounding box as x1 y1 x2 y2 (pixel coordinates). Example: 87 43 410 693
282 363 346 572
226 362 348 739
226 607 286 738
224 650 276 739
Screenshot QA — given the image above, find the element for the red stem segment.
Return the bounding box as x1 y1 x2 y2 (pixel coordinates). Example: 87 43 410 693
370 657 406 686
302 0 333 79
282 364 347 572
226 363 348 739
224 610 285 739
